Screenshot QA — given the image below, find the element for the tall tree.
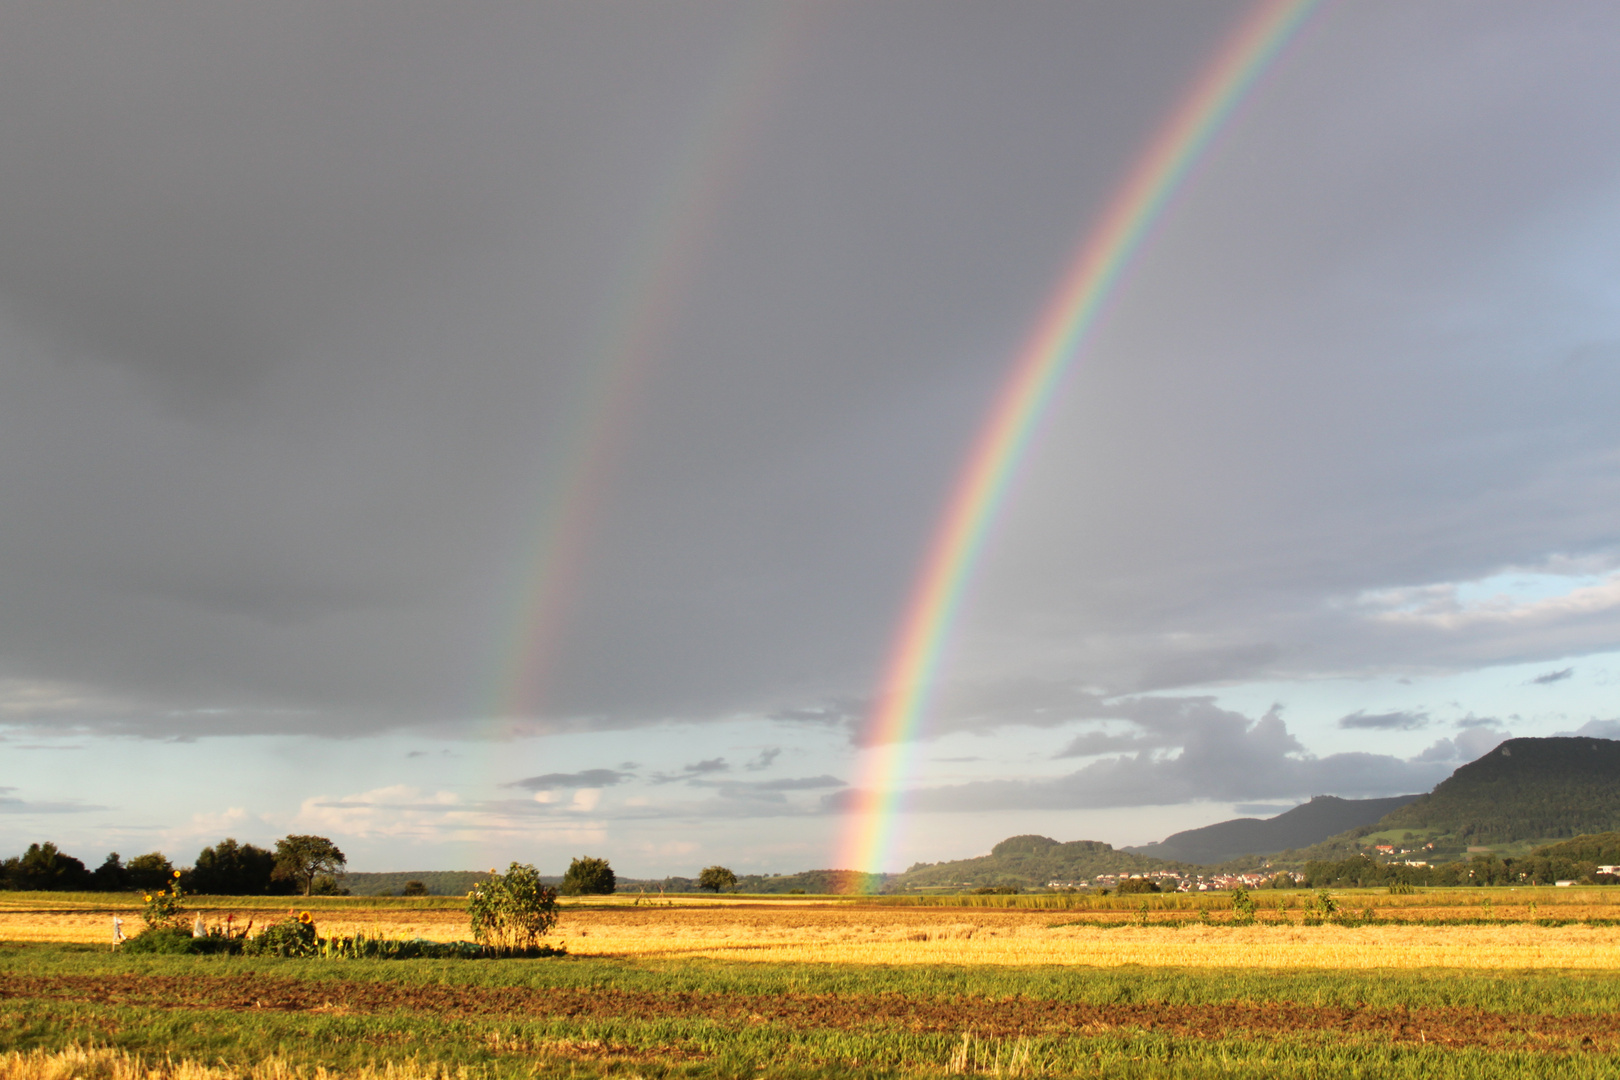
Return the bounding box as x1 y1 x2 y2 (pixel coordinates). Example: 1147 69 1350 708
91 853 131 891
560 856 615 896
125 852 175 891
272 835 347 896
192 838 278 895
4 843 91 891
698 865 738 893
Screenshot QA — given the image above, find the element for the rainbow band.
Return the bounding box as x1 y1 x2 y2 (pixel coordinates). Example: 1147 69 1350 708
488 8 811 729
837 0 1322 881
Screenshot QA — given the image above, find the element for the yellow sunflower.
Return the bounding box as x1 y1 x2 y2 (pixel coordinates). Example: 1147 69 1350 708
298 911 313 925
143 894 152 903
173 870 182 878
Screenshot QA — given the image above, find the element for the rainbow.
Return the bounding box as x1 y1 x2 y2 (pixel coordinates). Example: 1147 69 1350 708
836 0 1322 881
486 8 813 731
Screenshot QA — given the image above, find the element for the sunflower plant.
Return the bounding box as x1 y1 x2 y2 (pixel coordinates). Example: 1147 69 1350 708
141 869 188 930
468 862 559 952
244 910 318 957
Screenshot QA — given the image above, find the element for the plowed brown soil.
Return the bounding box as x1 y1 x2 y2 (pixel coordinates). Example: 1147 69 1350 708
2 974 1613 1051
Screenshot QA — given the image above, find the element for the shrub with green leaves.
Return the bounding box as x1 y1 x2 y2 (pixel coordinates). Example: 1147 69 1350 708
124 926 243 955
1303 889 1339 926
312 932 563 960
467 862 559 951
1230 886 1257 925
140 870 189 931
245 913 319 957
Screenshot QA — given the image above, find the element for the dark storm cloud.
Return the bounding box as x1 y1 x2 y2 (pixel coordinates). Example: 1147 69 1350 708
1 1 1619 747
825 701 1451 814
1052 730 1157 759
504 769 631 792
1531 668 1574 685
0 1 1241 737
1337 711 1428 731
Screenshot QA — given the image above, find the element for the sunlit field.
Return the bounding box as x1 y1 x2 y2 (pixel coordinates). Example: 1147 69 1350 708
5 890 1620 1077
5 889 1620 969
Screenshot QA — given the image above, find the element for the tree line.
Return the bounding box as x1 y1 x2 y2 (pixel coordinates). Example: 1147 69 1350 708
1 835 348 896
1299 851 1620 889
6 839 756 898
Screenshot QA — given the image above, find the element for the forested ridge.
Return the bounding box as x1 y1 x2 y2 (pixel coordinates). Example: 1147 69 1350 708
1374 737 1620 844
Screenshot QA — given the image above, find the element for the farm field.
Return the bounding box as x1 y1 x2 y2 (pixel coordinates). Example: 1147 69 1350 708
3 891 1620 1077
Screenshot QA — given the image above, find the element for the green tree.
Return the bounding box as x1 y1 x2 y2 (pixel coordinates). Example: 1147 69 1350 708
560 856 616 895
401 880 429 896
126 852 176 891
191 838 278 895
468 862 559 950
91 853 131 891
698 865 738 893
3 842 91 891
272 835 347 896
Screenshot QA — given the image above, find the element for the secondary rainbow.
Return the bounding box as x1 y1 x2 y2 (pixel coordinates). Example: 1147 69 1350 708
837 0 1323 881
484 8 812 731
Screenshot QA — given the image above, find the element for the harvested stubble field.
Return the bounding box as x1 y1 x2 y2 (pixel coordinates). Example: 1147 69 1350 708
4 890 1620 1077
6 890 1620 970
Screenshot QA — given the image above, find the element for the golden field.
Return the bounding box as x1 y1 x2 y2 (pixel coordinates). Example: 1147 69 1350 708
0 1044 465 1080
6 891 1620 969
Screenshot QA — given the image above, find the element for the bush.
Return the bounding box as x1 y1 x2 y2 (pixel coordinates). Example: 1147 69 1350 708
314 933 564 960
245 914 319 957
1231 886 1257 925
560 856 615 896
310 874 350 896
1115 878 1160 895
1303 889 1339 926
468 862 560 950
122 926 197 954
402 880 429 896
124 926 243 955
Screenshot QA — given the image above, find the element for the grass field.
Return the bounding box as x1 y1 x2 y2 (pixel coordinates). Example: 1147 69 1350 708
3 889 1619 1077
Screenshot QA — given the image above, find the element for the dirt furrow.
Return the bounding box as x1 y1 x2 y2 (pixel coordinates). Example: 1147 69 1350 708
3 973 1614 1050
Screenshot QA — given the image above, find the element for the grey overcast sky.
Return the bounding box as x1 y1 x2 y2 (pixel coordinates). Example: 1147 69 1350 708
5 1 1620 876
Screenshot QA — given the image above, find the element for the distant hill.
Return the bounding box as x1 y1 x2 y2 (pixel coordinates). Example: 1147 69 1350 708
1255 736 1620 866
886 835 1185 892
621 870 889 895
1531 832 1620 864
1126 795 1422 865
1370 736 1620 846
